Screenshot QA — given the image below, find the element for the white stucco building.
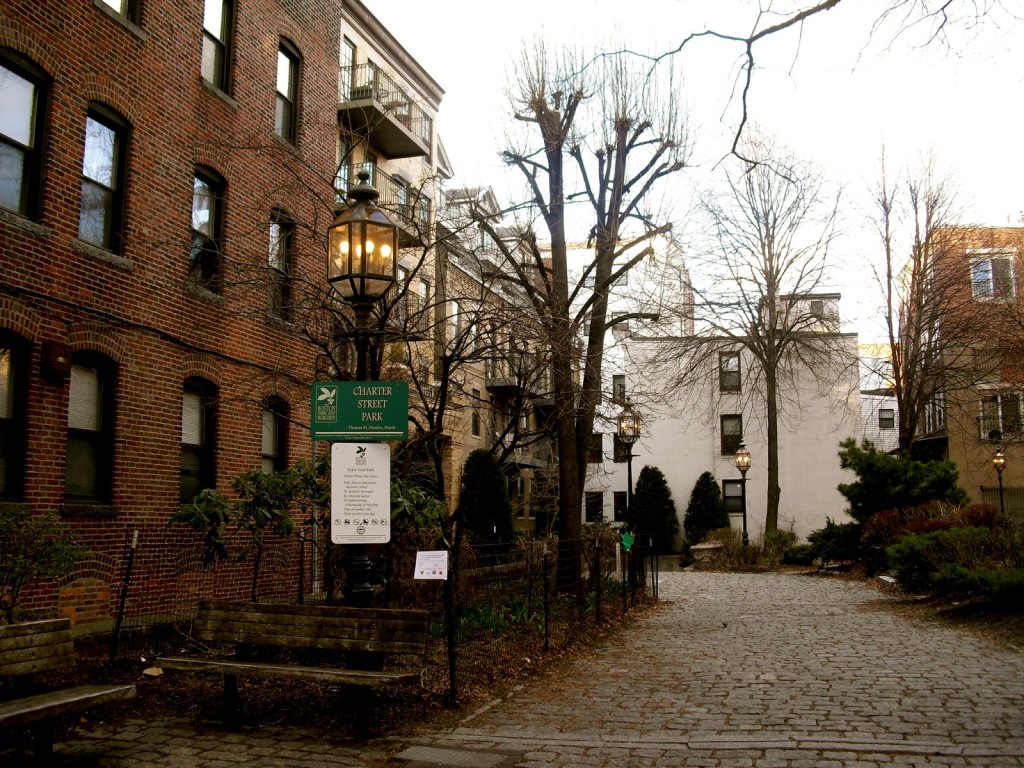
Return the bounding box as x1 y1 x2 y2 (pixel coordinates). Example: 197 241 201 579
586 293 861 545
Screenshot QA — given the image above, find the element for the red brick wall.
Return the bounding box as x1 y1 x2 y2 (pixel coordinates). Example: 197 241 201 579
2 0 344 622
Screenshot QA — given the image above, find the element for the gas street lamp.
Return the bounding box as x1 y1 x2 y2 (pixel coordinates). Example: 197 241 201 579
617 397 640 511
993 448 1006 515
328 171 399 381
734 442 751 546
327 171 398 607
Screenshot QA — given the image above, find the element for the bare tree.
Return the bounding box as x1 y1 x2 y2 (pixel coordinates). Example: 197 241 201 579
483 43 688 590
658 139 852 533
870 154 998 455
653 1 1016 164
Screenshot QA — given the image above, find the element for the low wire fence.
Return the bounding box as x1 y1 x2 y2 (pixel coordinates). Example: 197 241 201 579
106 529 661 704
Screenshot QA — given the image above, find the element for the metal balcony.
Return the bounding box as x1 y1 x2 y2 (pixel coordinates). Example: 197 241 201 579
335 163 431 244
339 64 432 159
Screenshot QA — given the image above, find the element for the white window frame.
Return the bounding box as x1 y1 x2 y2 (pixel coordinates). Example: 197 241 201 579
970 249 1016 300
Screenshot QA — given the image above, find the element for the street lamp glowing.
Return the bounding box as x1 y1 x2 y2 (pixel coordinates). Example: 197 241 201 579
734 442 751 546
994 448 1006 516
617 398 640 446
326 171 399 608
328 171 398 302
735 443 751 476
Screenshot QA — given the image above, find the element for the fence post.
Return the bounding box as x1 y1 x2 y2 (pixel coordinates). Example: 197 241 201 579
297 529 305 605
444 559 458 706
543 543 550 653
109 529 139 662
594 536 601 625
622 544 628 615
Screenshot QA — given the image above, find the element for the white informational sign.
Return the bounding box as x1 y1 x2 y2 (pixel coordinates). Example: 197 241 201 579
330 442 391 544
414 550 448 580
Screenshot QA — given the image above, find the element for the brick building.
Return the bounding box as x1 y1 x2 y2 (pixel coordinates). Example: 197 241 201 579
1 0 445 626
922 225 1024 520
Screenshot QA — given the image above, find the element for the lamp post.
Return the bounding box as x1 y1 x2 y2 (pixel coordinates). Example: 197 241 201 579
734 442 751 546
327 171 398 607
617 397 640 512
993 448 1006 515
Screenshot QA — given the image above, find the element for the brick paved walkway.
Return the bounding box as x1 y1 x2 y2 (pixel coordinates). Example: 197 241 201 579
396 572 1024 767
14 571 1024 767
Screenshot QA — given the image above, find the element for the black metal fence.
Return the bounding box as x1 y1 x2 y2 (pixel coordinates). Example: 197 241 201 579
107 530 659 704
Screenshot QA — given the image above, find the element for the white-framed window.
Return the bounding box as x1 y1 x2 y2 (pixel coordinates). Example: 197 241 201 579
925 393 945 434
722 479 744 514
719 351 741 392
612 374 626 404
970 251 1016 300
448 300 460 341
720 414 743 455
878 408 895 430
980 392 1021 440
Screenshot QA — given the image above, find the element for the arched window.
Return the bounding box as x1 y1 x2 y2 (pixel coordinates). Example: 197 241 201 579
181 377 217 502
0 330 30 501
261 397 288 473
66 351 117 502
190 166 226 290
79 103 130 253
0 49 50 220
268 209 293 319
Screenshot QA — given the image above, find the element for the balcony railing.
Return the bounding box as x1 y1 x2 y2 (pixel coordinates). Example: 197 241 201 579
339 64 433 156
335 162 431 234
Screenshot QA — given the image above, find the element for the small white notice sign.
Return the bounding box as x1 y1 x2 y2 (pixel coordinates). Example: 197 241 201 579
414 550 448 580
330 442 391 544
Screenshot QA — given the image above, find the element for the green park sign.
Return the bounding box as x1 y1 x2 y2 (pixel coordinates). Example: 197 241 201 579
311 381 409 441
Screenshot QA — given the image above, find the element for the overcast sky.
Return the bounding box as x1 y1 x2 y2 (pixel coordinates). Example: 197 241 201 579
363 1 1022 337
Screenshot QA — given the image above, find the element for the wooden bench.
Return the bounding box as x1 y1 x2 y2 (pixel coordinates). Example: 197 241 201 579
157 600 431 738
0 618 136 759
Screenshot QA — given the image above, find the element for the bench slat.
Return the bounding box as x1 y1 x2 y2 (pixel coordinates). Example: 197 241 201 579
191 601 430 655
157 657 420 687
0 684 136 729
199 600 427 622
0 619 76 676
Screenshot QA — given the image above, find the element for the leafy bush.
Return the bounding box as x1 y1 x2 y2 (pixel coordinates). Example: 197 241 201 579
837 438 968 524
886 526 992 593
931 564 1024 606
762 528 797 566
683 471 729 547
626 465 679 554
806 517 862 567
704 527 762 570
0 507 89 623
954 503 1004 530
457 450 513 544
781 543 817 565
